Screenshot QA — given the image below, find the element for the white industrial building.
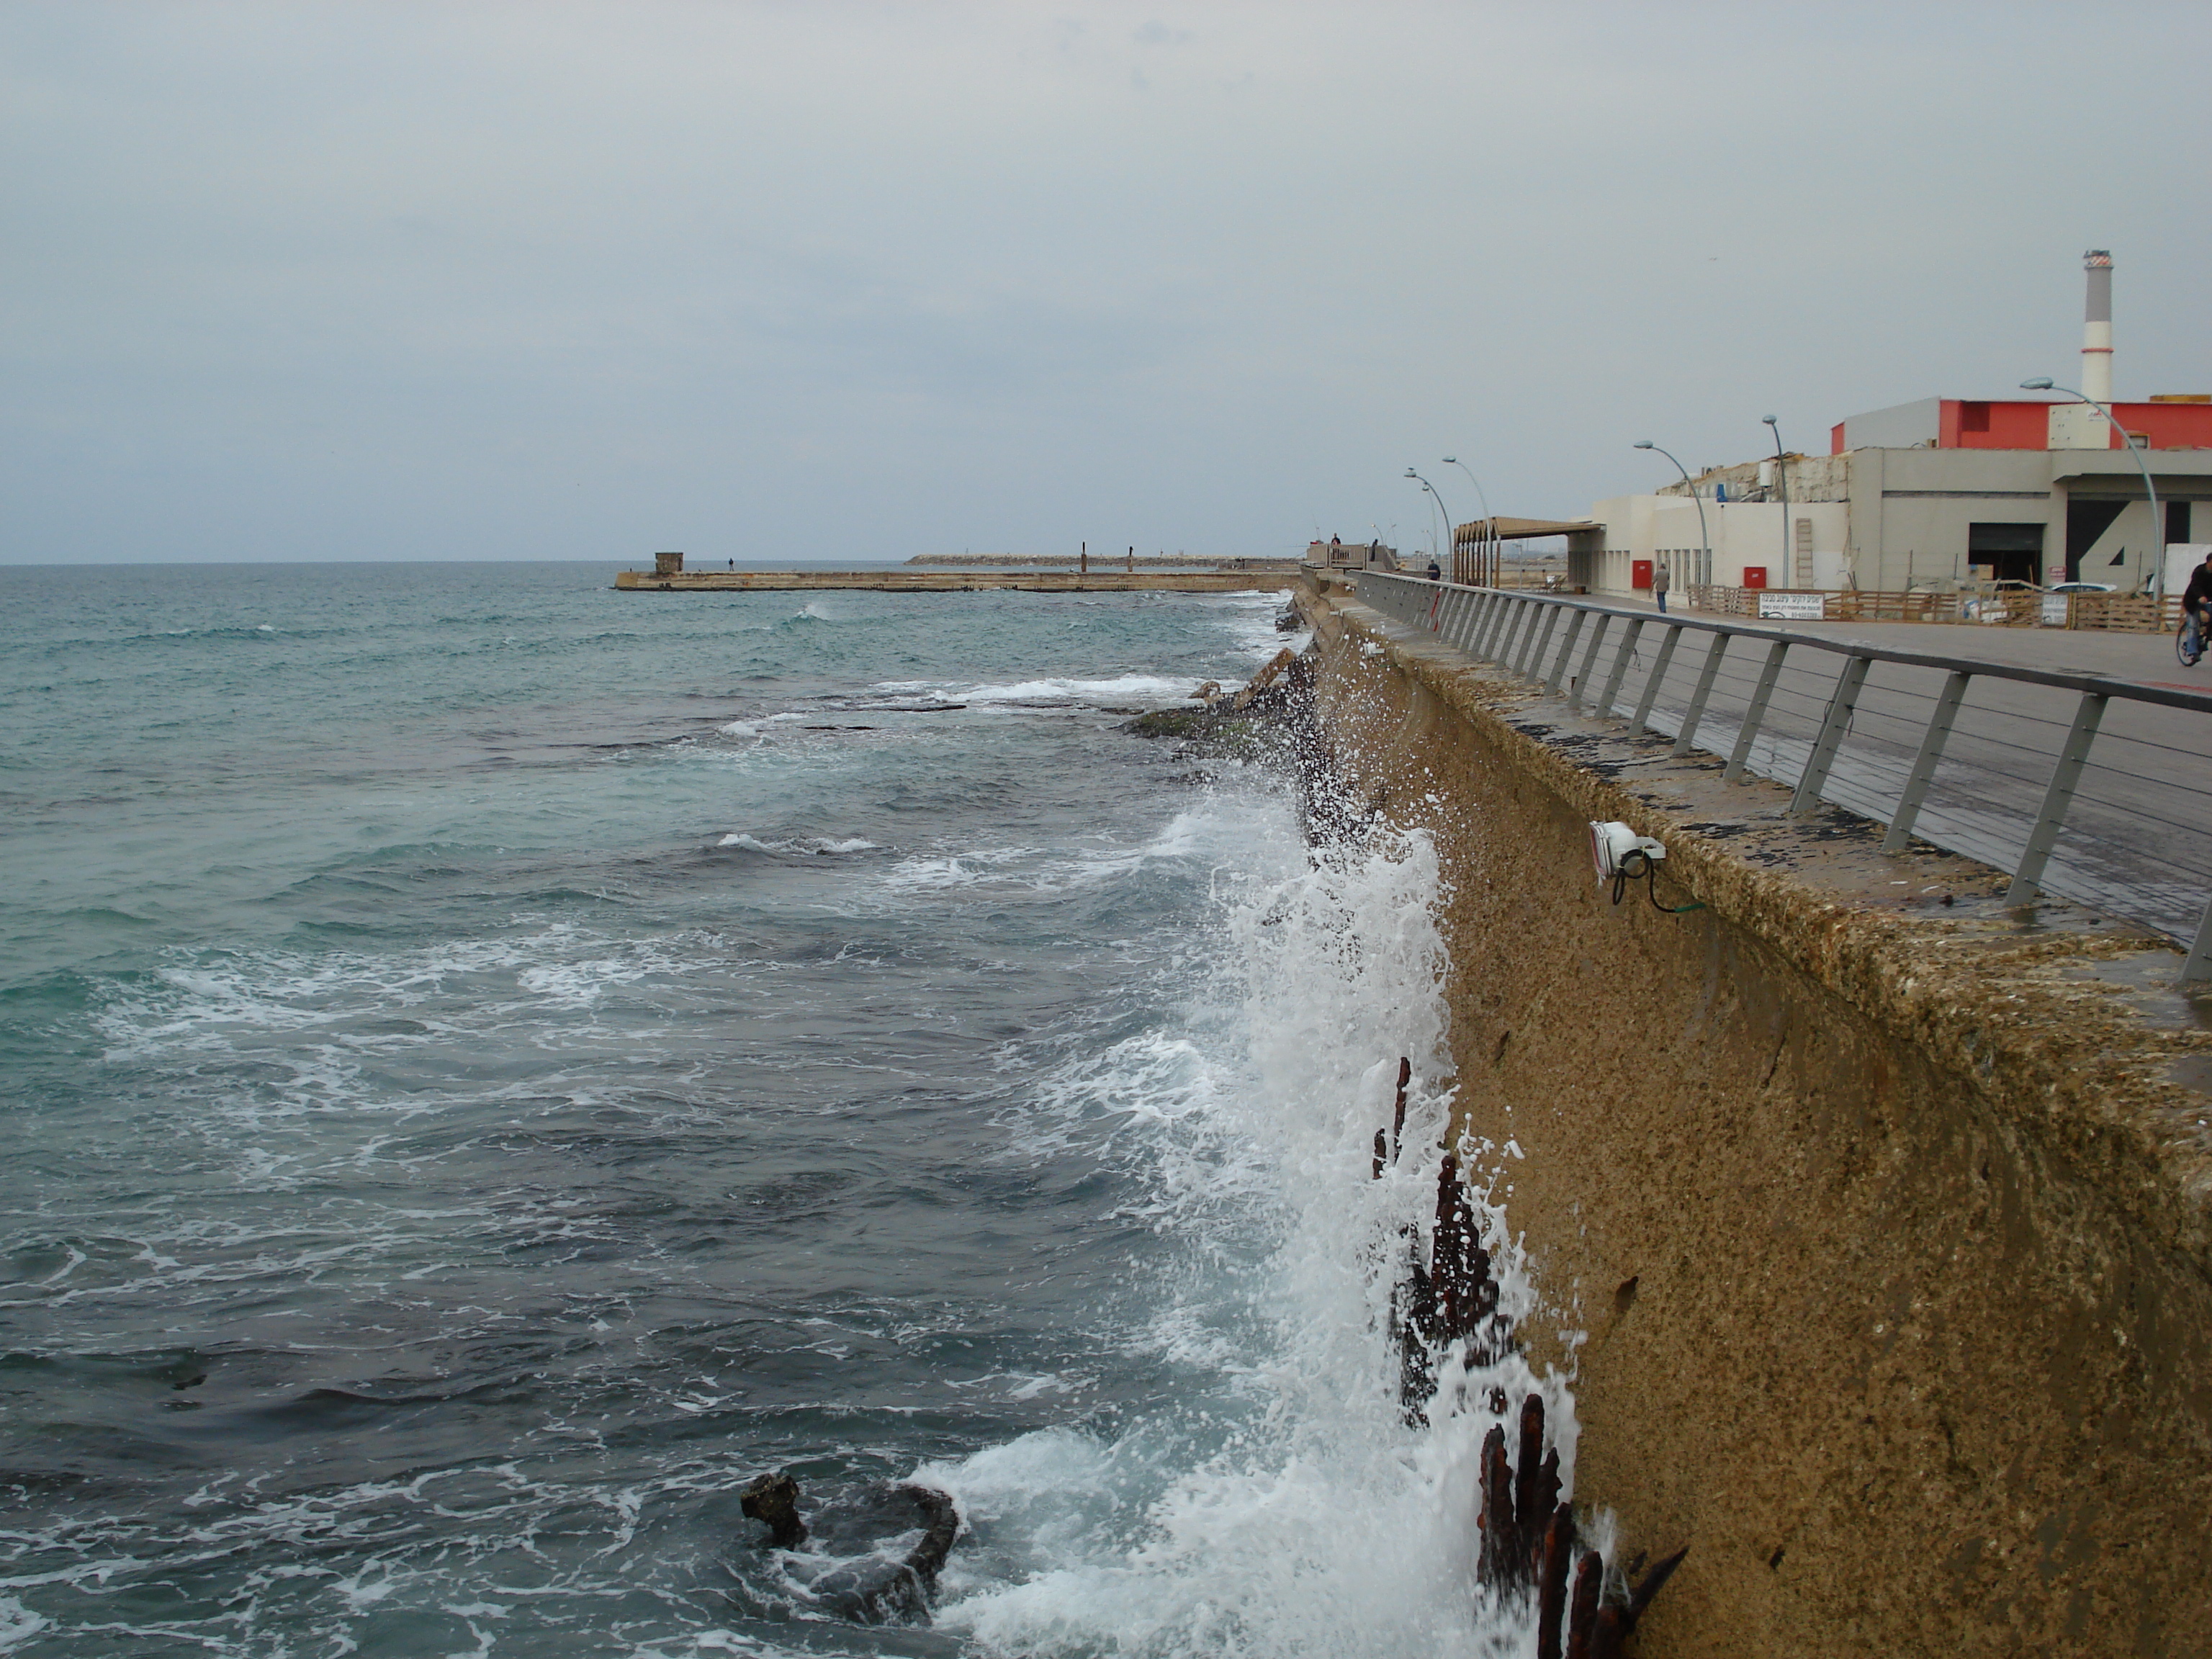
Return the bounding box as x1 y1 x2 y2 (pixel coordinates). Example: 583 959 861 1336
1568 252 2212 599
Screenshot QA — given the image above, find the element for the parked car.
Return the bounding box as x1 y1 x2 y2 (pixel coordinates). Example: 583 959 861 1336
2044 580 2118 595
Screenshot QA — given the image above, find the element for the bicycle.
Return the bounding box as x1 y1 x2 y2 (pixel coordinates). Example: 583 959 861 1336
2180 607 2205 667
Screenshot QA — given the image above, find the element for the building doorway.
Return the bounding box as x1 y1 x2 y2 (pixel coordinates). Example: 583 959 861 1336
1967 522 2045 586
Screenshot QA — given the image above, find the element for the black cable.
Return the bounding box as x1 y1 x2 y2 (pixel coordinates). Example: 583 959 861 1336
1646 863 1704 914
1606 849 1704 914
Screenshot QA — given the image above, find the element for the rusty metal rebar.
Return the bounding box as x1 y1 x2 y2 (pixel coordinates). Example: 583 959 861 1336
1478 1424 1516 1585
1514 1394 1547 1563
1563 1551 1603 1659
1536 1503 1576 1659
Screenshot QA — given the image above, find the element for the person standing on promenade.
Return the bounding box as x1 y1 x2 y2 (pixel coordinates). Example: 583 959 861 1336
1653 559 1671 613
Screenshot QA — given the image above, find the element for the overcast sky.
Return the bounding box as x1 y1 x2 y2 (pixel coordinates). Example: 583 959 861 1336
5 2 2208 565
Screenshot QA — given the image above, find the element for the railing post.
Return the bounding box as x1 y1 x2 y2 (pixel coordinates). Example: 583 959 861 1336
1449 588 1476 646
1545 608 1587 696
1523 604 1560 680
1881 670 1970 853
1725 639 1791 782
1472 593 1506 659
1449 590 1479 650
1789 655 1871 814
1631 624 1684 733
1499 599 1528 673
1596 619 1645 717
1485 593 1516 660
2183 896 2212 984
1671 633 1730 757
2003 691 2108 904
1569 615 1611 711
1495 601 1530 672
1487 597 1519 665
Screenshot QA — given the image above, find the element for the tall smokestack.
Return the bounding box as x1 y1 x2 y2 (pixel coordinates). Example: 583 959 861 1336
2082 248 2113 403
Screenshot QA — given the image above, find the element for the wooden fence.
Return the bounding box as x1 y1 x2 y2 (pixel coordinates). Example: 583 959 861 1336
1683 586 2183 633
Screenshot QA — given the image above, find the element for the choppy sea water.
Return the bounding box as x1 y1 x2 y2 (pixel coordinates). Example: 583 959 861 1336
0 563 1581 1658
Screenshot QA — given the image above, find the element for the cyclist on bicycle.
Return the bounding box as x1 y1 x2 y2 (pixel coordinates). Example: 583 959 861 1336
2185 550 2212 665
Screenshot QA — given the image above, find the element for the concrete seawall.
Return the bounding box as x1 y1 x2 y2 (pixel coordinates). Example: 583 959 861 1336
1296 575 2212 1655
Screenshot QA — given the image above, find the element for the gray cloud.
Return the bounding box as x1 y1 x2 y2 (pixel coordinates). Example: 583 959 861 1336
4 1 2207 563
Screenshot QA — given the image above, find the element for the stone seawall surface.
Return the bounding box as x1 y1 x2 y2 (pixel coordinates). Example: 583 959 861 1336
1296 576 2212 1657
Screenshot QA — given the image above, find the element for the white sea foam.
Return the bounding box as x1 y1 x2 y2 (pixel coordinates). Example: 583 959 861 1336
879 810 1235 899
927 816 1591 1658
1192 589 1309 665
718 833 879 855
871 674 1202 708
0 1596 51 1652
719 714 807 739
879 845 1037 891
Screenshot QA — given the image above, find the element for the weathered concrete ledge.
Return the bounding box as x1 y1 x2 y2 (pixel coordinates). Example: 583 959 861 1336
611 568 1297 593
1297 576 2212 1657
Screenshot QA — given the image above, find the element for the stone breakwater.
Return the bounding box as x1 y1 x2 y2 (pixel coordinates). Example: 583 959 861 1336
611 568 1298 593
1294 573 2212 1658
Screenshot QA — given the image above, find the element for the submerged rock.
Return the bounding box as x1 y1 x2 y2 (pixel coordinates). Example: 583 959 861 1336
739 1471 806 1548
740 1473 962 1627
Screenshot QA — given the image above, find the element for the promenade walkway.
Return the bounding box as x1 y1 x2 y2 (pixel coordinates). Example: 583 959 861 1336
1352 577 2212 953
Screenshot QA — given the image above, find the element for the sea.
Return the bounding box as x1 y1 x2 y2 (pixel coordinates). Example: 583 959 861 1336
0 562 1579 1658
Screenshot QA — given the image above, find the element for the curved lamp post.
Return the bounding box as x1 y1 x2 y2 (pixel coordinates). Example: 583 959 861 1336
1762 415 1791 583
2022 377 2164 598
1635 441 1712 590
1442 456 1494 585
1406 468 1456 574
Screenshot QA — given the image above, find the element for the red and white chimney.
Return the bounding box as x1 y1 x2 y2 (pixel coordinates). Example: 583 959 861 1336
2082 249 2113 403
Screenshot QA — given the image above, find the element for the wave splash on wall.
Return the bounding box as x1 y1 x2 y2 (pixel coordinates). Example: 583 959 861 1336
920 815 1617 1658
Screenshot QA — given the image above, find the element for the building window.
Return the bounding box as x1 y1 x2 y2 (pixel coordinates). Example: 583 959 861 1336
1959 400 1992 433
2170 501 2193 544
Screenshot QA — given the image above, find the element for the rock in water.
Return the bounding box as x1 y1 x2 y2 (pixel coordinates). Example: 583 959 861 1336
742 1474 963 1627
739 1471 806 1548
896 1483 960 1591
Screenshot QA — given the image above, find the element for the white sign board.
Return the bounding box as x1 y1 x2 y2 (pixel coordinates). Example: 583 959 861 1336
2040 593 2070 626
1757 592 1825 621
2166 544 2212 598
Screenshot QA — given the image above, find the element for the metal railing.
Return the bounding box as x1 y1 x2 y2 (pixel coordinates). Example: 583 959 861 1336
1349 572 2212 980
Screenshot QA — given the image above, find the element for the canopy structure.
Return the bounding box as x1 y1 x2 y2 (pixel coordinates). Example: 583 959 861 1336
1454 517 1602 542
1449 518 1601 585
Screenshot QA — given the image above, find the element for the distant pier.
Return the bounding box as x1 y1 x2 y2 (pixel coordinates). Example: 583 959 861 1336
613 554 1300 594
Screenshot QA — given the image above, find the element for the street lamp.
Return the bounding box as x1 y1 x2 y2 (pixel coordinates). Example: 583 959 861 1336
1442 456 1495 585
1762 415 1790 584
1406 468 1456 576
2021 377 2164 598
1635 441 1712 590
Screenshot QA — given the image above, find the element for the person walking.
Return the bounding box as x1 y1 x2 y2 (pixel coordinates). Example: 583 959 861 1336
1653 559 1671 614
